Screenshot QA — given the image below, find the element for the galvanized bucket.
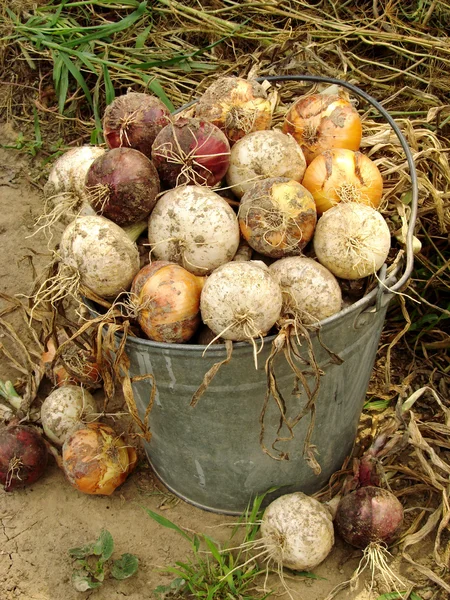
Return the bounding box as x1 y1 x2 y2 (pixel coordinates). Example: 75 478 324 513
122 76 417 515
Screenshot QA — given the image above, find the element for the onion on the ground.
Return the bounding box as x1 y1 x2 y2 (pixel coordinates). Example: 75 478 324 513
0 424 48 491
226 130 307 198
148 185 240 275
239 178 317 258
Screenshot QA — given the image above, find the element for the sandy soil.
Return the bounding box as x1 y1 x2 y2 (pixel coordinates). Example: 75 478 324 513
0 124 432 600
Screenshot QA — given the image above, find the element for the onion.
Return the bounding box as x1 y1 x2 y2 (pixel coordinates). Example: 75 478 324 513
62 423 137 495
282 92 362 164
148 185 240 276
239 178 317 258
131 261 205 343
0 424 48 491
85 147 160 226
335 487 404 550
301 148 383 214
59 215 140 298
269 256 342 323
151 117 231 188
194 76 272 143
260 492 334 571
40 385 98 446
102 91 170 158
226 130 307 198
313 202 391 280
200 261 282 343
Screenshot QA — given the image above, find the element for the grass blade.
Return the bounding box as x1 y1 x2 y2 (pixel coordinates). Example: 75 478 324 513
143 508 192 542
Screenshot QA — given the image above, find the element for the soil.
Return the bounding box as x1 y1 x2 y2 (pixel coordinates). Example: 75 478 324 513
0 123 435 600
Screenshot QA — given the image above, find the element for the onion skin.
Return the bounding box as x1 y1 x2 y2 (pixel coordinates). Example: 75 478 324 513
195 76 272 143
335 487 404 549
103 91 170 158
0 425 48 492
62 423 137 496
239 178 317 258
283 93 362 164
86 147 160 226
131 261 205 343
302 149 383 214
151 118 231 188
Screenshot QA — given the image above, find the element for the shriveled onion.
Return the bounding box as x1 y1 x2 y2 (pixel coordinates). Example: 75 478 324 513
131 261 205 343
102 91 171 158
200 261 282 342
226 130 307 198
0 424 48 491
194 76 272 143
62 423 137 496
313 202 391 280
283 92 362 164
40 385 98 446
239 178 317 258
260 492 334 571
148 185 240 275
151 117 230 188
302 148 383 214
269 256 342 323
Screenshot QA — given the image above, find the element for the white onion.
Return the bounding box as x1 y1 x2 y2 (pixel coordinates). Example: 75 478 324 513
59 215 140 298
226 130 307 198
269 256 342 323
313 202 391 280
148 185 240 276
40 385 97 445
260 492 334 571
200 261 282 342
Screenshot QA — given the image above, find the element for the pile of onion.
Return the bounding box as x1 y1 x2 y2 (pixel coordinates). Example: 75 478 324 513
0 423 48 491
62 422 137 496
302 148 383 214
283 91 362 164
131 261 205 343
195 76 272 143
102 90 171 158
151 117 231 188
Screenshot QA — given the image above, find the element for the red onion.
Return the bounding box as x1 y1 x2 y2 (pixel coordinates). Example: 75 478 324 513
151 117 230 188
335 486 404 549
85 147 160 226
103 91 170 158
0 424 48 491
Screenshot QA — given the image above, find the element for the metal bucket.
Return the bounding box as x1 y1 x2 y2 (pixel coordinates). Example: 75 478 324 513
123 76 417 515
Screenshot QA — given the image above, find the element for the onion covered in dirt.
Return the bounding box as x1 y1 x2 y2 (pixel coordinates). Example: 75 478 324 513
270 256 342 323
200 261 282 343
85 147 160 226
282 92 362 164
59 215 140 298
151 117 231 188
239 178 317 258
148 185 240 275
131 261 205 343
194 76 272 143
226 130 307 198
335 486 404 549
40 385 98 446
102 91 170 158
62 422 137 496
313 202 391 280
0 424 48 491
302 148 383 214
260 492 334 571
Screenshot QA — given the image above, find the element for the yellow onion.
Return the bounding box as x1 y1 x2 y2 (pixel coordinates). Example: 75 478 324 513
194 76 272 143
239 178 317 258
62 423 137 496
282 92 362 164
131 261 205 343
302 148 383 214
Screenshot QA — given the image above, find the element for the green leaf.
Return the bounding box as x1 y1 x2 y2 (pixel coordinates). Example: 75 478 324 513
143 508 192 542
68 544 94 559
102 64 115 105
376 593 423 600
58 51 93 110
92 529 114 560
111 553 139 580
135 24 152 48
203 536 223 565
71 570 103 592
154 578 186 599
